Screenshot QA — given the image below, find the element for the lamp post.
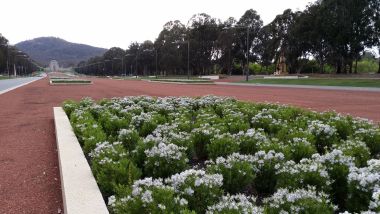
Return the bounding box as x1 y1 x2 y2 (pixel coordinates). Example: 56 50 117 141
173 38 190 79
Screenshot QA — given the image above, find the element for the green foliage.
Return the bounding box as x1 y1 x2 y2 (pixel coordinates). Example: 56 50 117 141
207 154 255 193
92 157 142 198
207 133 240 159
64 96 380 213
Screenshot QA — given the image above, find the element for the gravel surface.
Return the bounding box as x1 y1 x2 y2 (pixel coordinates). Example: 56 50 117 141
0 76 379 213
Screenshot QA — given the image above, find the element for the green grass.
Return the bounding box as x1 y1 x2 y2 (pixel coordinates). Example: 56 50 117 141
243 78 380 88
149 79 213 84
0 76 12 80
51 79 92 84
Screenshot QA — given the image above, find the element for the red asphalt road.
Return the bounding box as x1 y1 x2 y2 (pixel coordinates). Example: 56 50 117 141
0 77 379 213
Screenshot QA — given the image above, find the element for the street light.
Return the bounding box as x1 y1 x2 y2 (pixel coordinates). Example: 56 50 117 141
173 38 190 79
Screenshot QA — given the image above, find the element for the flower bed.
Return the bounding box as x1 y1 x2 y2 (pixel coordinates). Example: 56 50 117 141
50 79 92 85
63 96 380 214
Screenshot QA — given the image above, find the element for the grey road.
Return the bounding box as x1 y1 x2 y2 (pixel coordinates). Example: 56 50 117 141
0 76 44 94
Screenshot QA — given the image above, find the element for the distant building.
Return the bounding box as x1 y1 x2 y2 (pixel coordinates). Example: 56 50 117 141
49 60 59 72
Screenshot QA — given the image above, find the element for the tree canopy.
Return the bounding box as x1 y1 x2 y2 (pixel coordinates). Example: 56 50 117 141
75 0 380 76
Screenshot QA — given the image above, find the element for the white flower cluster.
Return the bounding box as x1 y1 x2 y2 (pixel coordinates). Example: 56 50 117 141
308 120 336 137
335 139 370 153
144 143 187 161
291 137 311 145
206 194 263 214
251 109 282 126
196 95 232 107
89 141 126 163
278 158 330 183
236 128 269 143
166 169 223 193
264 188 331 211
192 123 221 136
131 112 153 127
312 149 355 168
348 159 380 192
369 189 380 210
252 150 285 171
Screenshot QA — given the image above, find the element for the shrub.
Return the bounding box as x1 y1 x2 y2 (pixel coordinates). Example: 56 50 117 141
207 133 240 159
282 137 317 162
307 120 338 153
109 178 190 214
191 124 221 160
236 128 269 155
355 128 380 158
251 109 283 135
335 139 371 167
166 169 224 213
118 128 141 151
90 142 141 197
347 159 380 212
276 159 332 193
251 151 285 196
144 143 189 178
312 150 354 211
62 99 78 117
206 194 262 214
206 153 255 193
263 188 335 213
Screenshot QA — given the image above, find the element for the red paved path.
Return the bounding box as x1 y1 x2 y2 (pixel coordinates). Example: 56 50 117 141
0 77 379 213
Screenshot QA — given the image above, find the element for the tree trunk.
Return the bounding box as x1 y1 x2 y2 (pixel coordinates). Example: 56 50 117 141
378 47 380 74
354 59 358 74
336 62 341 74
349 61 353 74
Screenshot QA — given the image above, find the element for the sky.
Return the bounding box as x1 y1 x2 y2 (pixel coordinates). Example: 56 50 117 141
1 0 316 49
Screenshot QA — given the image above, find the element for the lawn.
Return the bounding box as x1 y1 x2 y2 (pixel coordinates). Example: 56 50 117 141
63 96 380 213
0 76 10 80
149 78 213 84
244 78 380 88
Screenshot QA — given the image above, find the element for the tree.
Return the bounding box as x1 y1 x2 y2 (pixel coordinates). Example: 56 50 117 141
155 20 186 75
235 9 263 73
217 17 237 75
103 47 126 75
187 13 220 75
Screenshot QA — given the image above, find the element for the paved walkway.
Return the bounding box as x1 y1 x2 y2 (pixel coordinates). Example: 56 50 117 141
216 82 380 92
0 76 44 94
0 77 379 213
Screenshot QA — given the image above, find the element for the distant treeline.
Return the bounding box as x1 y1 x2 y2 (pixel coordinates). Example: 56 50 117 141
76 0 380 76
0 34 41 76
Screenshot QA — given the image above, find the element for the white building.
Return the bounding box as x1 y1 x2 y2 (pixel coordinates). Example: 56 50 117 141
49 60 59 72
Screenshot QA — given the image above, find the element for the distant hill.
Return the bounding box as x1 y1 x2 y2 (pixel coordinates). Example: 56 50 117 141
16 37 107 67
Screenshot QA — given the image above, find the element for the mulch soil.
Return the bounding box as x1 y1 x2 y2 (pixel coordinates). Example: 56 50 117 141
0 76 379 213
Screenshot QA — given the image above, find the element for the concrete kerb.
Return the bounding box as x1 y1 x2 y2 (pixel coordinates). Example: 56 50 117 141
0 77 43 95
53 107 108 214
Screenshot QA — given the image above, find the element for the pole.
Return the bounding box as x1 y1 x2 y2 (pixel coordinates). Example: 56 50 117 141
187 41 190 79
6 45 9 77
246 27 249 82
135 54 138 78
122 56 125 76
155 49 158 77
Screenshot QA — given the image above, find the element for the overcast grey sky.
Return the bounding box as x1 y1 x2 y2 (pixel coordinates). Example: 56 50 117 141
1 0 315 49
